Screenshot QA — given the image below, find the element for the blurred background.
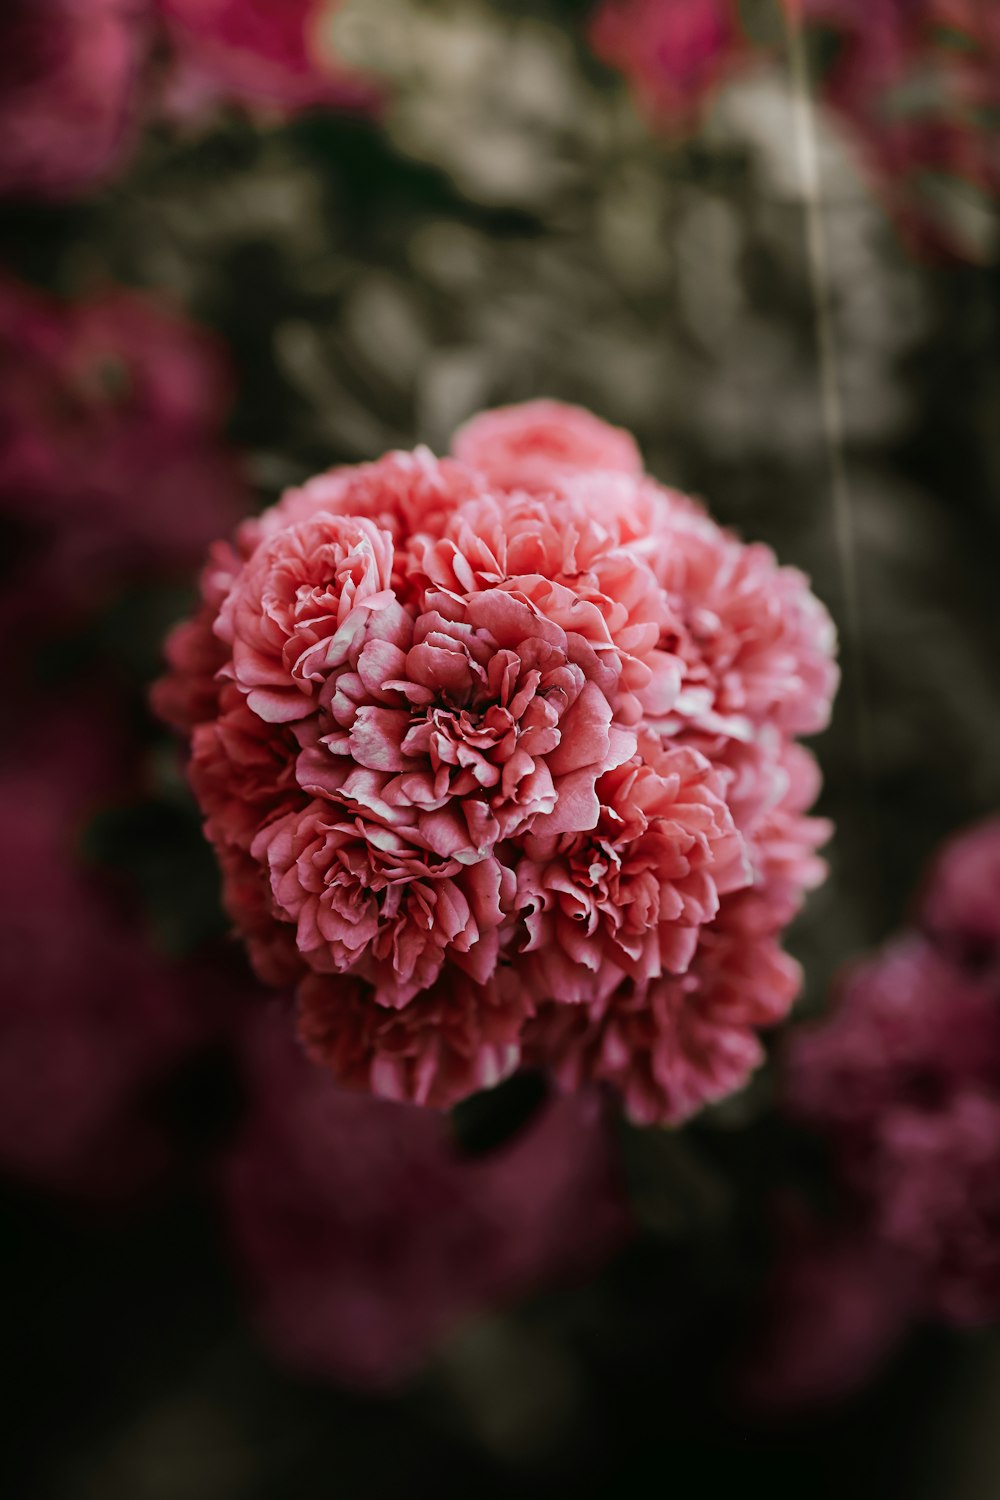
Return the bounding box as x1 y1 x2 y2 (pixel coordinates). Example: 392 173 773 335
1 1 999 1496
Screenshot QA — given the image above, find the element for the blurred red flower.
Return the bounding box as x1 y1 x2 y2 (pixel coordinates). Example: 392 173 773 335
0 693 229 1197
158 0 378 119
763 817 1000 1405
222 1009 631 1388
589 0 747 132
0 274 248 623
0 0 146 200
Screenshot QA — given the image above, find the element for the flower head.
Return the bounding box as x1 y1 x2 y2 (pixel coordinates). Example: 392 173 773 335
157 401 836 1119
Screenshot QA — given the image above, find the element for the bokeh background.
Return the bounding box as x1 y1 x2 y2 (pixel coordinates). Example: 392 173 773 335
2 1 999 1496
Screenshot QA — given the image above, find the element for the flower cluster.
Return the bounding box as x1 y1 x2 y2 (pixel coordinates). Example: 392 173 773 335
786 817 1000 1326
156 400 837 1121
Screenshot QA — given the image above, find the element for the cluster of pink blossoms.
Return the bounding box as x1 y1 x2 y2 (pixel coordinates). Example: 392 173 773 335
156 400 838 1123
745 821 1000 1411
786 817 1000 1328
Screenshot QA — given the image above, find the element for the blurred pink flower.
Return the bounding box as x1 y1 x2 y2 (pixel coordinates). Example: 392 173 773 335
918 816 1000 972
0 275 248 623
157 401 836 1121
875 1090 1000 1323
742 1219 914 1411
452 399 642 492
589 0 747 131
0 694 230 1197
787 936 1000 1154
592 0 1000 260
798 0 1000 260
0 0 146 200
222 1010 630 1387
158 0 378 118
786 829 1000 1330
0 0 377 204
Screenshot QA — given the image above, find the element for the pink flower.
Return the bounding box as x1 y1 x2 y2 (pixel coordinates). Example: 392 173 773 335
527 904 802 1126
798 0 1000 260
874 1090 1000 1323
216 512 397 723
786 937 1000 1150
0 693 227 1196
157 0 377 117
0 275 247 622
0 0 378 206
515 738 750 1003
262 450 487 578
918 816 1000 971
451 399 642 492
298 967 532 1110
313 584 641 849
216 841 306 990
648 509 839 742
407 487 679 722
526 739 829 1123
785 912 1000 1326
157 401 836 1119
257 790 512 1005
222 1011 630 1388
589 0 746 132
191 686 306 852
0 0 145 201
742 1221 913 1411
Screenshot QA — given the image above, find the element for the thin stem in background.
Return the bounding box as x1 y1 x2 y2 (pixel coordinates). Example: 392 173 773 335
782 0 882 910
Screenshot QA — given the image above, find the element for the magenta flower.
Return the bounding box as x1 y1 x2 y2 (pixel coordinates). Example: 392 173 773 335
0 0 145 200
919 816 1000 972
799 0 1000 259
0 0 376 204
784 817 1000 1334
743 1222 913 1411
156 400 837 1121
222 1010 630 1387
158 0 378 118
589 0 746 132
0 693 228 1197
0 275 247 622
